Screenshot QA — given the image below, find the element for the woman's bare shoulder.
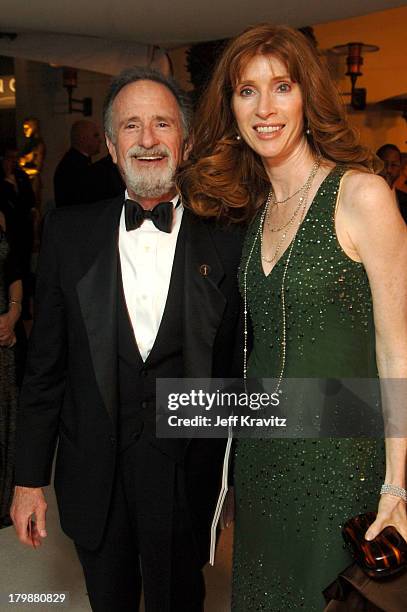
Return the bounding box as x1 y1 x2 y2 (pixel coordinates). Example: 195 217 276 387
340 171 391 213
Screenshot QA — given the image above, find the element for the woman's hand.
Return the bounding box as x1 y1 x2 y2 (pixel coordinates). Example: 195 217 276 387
0 312 17 346
365 494 407 542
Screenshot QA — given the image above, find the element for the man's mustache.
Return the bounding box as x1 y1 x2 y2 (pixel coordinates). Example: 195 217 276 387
127 145 170 159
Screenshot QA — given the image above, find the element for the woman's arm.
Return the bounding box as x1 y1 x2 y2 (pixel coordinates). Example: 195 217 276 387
338 171 407 541
0 278 22 347
7 277 23 322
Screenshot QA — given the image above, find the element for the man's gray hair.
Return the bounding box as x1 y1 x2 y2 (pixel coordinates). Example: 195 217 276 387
103 67 192 143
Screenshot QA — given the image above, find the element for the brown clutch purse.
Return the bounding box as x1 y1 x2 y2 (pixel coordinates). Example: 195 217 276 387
342 512 407 579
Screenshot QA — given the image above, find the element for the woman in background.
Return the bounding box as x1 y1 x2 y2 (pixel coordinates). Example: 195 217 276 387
0 209 22 527
180 24 407 610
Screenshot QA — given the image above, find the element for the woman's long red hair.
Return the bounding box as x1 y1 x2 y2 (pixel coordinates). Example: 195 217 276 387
179 24 378 223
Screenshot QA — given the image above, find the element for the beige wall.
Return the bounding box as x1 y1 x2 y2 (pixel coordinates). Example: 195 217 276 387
315 7 406 103
315 6 407 152
169 6 407 152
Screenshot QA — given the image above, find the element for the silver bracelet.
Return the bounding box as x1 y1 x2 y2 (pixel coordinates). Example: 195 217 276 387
380 483 407 502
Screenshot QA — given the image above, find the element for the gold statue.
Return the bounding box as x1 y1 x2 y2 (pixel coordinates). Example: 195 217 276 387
19 117 45 207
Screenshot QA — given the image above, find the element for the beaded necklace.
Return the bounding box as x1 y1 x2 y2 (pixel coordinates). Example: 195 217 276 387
242 159 321 392
271 173 314 205
262 159 320 264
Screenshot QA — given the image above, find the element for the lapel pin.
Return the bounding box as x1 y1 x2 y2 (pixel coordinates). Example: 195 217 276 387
199 264 211 277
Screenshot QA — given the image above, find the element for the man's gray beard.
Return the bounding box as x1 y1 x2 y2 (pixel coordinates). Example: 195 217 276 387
123 157 176 199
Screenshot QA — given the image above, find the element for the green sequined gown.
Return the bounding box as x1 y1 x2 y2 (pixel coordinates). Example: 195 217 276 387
233 167 385 611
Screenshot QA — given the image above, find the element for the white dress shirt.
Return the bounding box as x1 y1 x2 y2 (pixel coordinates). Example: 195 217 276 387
118 192 183 361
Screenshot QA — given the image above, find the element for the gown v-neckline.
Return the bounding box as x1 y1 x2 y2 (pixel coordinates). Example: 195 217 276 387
260 166 337 278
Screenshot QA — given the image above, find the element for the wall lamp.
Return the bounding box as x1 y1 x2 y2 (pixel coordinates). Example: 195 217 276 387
62 67 92 116
330 42 379 110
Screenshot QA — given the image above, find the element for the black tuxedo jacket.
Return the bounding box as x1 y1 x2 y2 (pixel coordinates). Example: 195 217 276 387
15 196 243 549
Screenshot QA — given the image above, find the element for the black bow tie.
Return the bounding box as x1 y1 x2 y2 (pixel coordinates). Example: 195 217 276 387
124 199 174 233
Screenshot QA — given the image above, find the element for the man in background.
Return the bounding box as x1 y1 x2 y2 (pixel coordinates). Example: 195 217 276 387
377 143 407 223
54 120 102 207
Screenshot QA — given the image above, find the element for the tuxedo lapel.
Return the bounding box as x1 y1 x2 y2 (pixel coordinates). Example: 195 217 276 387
77 205 227 423
76 197 123 424
183 211 226 378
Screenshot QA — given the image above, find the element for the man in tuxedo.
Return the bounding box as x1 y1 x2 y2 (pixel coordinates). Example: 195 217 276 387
11 68 242 611
54 119 102 206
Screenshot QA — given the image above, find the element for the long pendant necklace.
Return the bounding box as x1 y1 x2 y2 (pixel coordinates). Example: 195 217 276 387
262 159 320 264
265 195 304 233
261 198 306 264
243 158 320 392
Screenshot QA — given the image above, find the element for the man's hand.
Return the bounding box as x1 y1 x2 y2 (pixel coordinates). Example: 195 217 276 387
10 486 48 548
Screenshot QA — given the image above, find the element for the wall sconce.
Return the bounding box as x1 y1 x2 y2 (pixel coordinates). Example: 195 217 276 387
62 67 92 116
330 42 379 110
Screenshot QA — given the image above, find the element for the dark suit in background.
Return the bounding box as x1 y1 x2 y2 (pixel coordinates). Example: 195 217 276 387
79 154 124 204
396 188 407 223
53 147 90 207
54 120 102 207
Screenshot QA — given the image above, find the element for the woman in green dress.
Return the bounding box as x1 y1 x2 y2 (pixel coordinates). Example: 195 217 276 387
181 24 407 610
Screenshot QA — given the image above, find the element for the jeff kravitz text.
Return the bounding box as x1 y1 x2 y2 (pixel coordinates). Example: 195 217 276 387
167 414 287 427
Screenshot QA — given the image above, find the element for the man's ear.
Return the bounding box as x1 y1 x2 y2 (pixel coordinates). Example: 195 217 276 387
182 136 193 162
106 135 117 164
